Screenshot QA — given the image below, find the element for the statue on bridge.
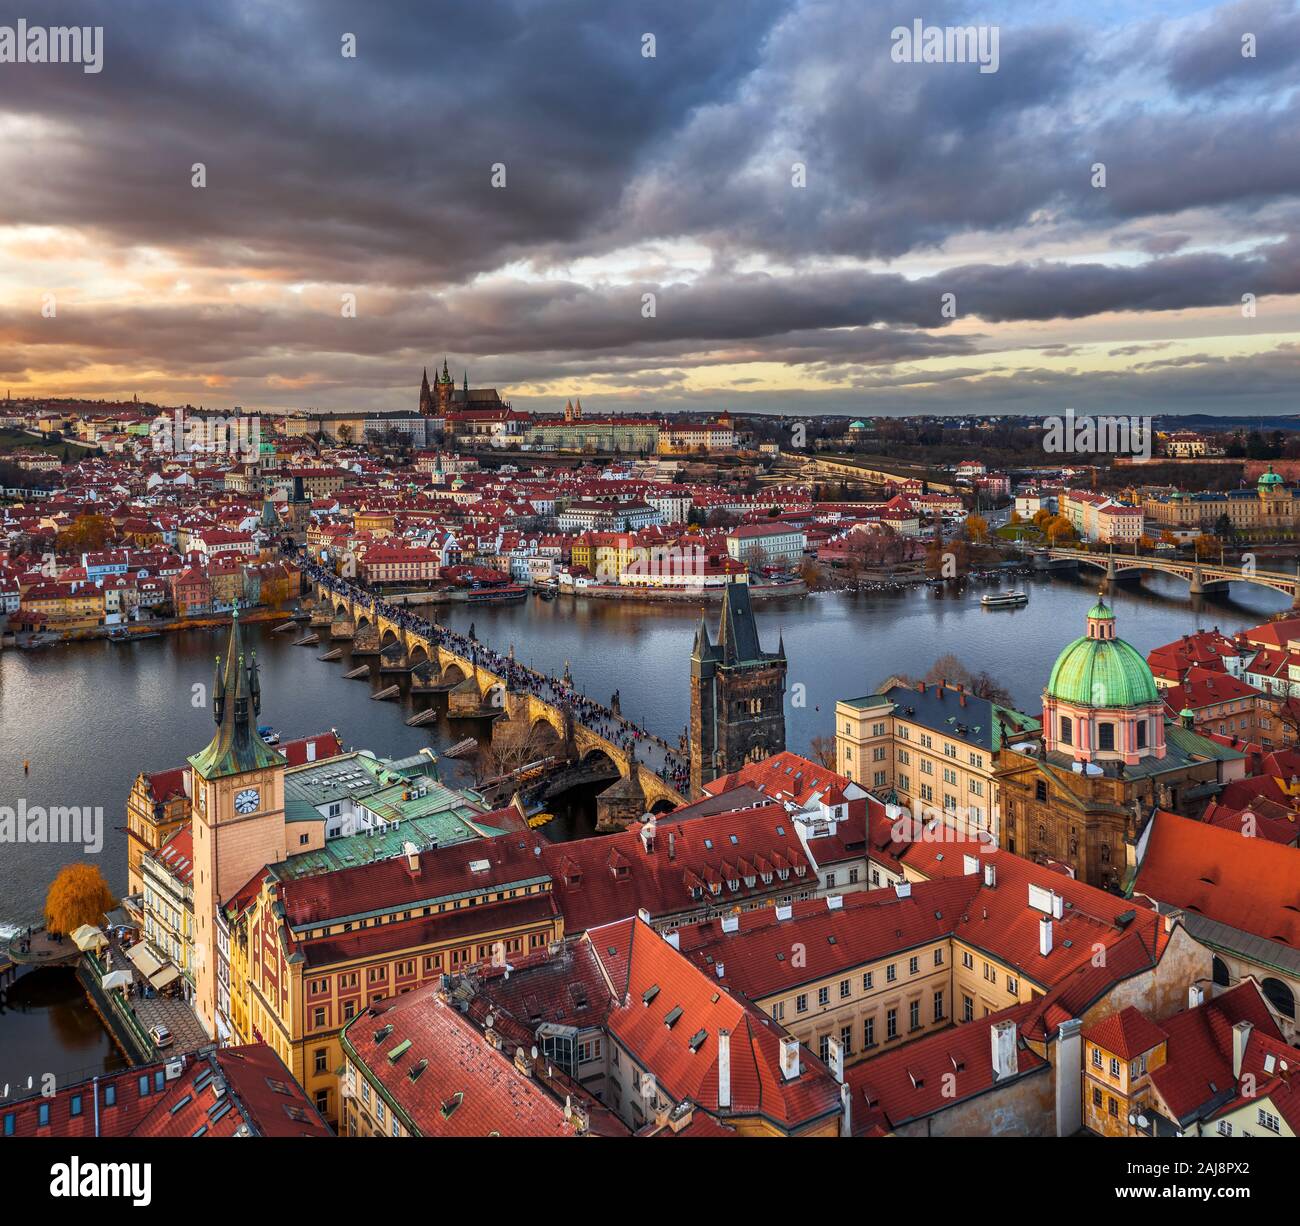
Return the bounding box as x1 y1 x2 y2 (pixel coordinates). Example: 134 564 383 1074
611 690 621 717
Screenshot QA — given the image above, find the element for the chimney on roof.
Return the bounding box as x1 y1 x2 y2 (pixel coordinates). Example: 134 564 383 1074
1039 916 1054 957
664 930 680 951
1232 1021 1253 1080
828 1033 845 1084
1188 983 1205 1010
721 915 739 934
963 854 979 876
983 862 997 888
839 1080 852 1138
402 841 421 876
667 831 676 861
779 1035 801 1081
991 1019 1019 1082
718 1029 732 1111
640 817 656 854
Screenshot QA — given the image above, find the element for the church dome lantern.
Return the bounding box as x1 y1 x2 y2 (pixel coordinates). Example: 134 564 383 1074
1041 595 1165 765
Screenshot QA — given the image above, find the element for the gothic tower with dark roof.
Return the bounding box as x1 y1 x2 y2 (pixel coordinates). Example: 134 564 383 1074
689 580 787 796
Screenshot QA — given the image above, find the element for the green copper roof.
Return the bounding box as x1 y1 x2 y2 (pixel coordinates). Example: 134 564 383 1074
189 609 285 781
1259 467 1283 488
1047 599 1157 708
1047 633 1159 708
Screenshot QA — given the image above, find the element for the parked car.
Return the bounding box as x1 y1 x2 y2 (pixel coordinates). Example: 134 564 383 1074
148 1023 173 1049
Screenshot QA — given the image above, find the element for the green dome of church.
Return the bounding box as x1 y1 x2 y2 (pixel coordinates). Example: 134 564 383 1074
1046 599 1159 709
1258 466 1284 490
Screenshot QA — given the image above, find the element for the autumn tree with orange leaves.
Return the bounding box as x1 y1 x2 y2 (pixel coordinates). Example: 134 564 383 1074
44 863 116 936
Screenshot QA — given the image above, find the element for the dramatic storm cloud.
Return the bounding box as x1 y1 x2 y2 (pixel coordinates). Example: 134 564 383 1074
0 0 1297 414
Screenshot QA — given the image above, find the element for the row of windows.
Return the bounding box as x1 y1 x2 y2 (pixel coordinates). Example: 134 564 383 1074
774 949 946 1019
813 992 948 1060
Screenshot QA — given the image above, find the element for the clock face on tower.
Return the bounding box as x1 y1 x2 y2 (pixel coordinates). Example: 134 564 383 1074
234 788 261 815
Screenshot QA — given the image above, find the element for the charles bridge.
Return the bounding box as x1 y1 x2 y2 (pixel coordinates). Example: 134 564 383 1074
302 566 688 828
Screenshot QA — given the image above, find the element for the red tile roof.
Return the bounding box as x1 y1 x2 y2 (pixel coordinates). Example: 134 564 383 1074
844 1003 1048 1134
589 917 842 1133
343 984 576 1137
543 803 812 933
1145 982 1284 1126
1 1045 331 1138
1083 1006 1167 1060
1134 809 1300 949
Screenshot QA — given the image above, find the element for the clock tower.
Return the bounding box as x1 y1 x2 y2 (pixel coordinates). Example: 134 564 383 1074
189 609 287 1041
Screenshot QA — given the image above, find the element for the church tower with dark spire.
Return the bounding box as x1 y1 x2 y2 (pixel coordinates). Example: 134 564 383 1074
189 609 287 1040
418 366 434 416
689 580 787 796
436 357 455 416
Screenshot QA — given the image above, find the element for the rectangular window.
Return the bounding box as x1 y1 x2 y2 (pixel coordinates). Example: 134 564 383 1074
817 986 830 1007
909 1000 920 1030
933 991 944 1021
886 1009 897 1039
864 1017 875 1048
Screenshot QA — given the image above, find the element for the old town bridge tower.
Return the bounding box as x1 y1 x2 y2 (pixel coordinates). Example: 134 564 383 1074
689 580 787 796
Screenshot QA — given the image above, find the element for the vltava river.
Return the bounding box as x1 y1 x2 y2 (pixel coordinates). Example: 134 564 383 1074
0 570 1291 930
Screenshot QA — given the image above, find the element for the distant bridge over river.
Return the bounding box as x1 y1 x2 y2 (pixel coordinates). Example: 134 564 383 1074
1042 548 1300 607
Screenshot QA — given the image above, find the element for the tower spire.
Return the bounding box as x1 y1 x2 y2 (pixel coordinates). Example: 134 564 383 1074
190 606 282 779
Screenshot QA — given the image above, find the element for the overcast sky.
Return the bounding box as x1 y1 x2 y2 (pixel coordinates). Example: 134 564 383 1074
1 0 1298 416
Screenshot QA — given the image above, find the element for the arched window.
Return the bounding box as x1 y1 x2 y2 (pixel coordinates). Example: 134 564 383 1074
1261 977 1296 1019
1212 956 1231 988
1059 715 1073 745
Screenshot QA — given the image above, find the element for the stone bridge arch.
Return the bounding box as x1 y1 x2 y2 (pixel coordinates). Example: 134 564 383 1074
440 660 468 687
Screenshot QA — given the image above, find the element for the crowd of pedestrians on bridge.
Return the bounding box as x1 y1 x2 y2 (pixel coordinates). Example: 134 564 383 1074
299 557 690 791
